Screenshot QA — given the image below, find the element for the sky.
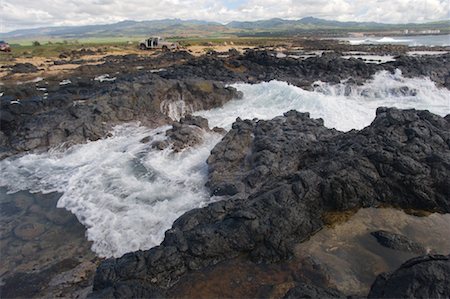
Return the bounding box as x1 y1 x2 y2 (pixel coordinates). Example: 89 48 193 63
1 0 449 32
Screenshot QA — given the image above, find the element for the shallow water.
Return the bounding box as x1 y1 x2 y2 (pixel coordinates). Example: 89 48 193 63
0 188 97 298
1 70 449 260
295 208 450 295
167 208 450 298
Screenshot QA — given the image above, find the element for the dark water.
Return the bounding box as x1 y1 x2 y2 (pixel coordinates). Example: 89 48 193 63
0 188 98 298
1 187 449 298
295 208 450 295
168 208 450 298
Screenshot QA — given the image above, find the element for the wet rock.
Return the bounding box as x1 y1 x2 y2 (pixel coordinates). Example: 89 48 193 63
370 230 427 254
140 136 151 143
164 115 211 152
10 63 39 74
54 60 68 65
49 260 98 287
0 258 81 298
368 254 450 298
90 108 450 297
14 222 46 240
283 282 344 298
0 76 241 158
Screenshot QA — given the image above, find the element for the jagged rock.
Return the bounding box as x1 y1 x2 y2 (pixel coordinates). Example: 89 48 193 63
90 108 450 298
165 115 211 152
160 50 450 89
370 230 427 254
10 63 39 74
0 76 241 158
368 254 450 298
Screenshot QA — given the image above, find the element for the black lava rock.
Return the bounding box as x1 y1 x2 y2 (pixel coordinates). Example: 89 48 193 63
90 108 450 298
368 254 450 298
370 230 427 254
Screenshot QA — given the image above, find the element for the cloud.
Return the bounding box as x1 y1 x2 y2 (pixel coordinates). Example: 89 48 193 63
0 0 448 32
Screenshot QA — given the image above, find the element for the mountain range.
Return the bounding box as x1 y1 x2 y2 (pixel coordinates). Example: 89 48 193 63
3 17 449 40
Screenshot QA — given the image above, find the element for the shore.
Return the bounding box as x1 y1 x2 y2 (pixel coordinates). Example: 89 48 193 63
1 40 449 298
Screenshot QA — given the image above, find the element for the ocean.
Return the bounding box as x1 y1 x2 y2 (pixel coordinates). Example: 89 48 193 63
337 34 450 47
1 69 449 258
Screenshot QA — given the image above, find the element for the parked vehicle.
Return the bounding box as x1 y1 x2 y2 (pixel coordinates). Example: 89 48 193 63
139 37 178 50
0 40 11 52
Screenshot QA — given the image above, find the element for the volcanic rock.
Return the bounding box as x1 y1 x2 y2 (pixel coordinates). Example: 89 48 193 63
370 230 427 254
10 63 39 74
0 76 241 158
90 108 450 298
368 254 450 298
165 115 212 152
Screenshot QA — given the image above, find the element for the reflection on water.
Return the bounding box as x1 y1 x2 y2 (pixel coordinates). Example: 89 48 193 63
0 188 97 298
295 208 450 295
1 188 449 298
167 208 450 299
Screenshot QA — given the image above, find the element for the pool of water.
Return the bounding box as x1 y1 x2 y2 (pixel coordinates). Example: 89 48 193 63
0 188 97 298
295 208 450 295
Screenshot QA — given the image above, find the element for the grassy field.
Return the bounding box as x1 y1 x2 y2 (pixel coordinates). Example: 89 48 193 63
1 40 138 60
1 35 294 61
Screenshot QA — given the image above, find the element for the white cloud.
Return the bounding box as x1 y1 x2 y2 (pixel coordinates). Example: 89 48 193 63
0 0 448 32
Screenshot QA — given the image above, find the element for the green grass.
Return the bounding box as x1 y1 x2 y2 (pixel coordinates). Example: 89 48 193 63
0 35 295 61
0 39 143 60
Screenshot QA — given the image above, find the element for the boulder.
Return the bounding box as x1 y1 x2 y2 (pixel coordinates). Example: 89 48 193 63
368 254 450 298
10 63 39 74
370 230 427 254
90 108 450 297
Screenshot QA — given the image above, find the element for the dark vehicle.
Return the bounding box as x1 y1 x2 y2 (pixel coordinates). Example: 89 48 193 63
0 40 11 52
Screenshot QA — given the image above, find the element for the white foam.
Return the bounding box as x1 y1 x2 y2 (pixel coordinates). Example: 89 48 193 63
195 70 450 131
59 79 72 85
94 74 116 82
0 124 222 257
1 70 449 258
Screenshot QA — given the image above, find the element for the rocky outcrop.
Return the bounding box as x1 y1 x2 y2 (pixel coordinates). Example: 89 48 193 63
2 50 448 159
90 108 450 298
0 75 241 159
10 63 39 74
149 115 217 152
368 254 450 298
370 230 427 255
160 50 450 89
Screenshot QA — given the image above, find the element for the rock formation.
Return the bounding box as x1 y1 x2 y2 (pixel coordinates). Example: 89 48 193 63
90 107 450 297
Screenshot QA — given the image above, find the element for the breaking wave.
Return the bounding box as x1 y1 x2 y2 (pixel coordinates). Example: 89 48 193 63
0 70 449 257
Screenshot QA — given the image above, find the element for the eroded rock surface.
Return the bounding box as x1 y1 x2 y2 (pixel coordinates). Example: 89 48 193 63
90 108 450 298
0 76 240 159
370 230 427 255
368 254 450 298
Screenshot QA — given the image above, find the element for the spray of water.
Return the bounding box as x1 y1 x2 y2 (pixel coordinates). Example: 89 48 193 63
1 70 448 257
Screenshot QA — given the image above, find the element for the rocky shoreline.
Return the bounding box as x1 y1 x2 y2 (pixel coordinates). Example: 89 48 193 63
90 107 450 298
1 49 450 159
1 47 450 298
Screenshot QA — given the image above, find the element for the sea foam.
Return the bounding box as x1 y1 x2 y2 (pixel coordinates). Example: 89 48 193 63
0 70 449 258
196 70 449 131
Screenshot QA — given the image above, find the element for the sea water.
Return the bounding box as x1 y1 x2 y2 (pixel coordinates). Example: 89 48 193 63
338 34 450 47
0 70 449 258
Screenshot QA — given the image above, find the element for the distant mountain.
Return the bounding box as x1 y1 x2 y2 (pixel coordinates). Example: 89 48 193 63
227 16 449 30
3 17 449 41
2 19 227 40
